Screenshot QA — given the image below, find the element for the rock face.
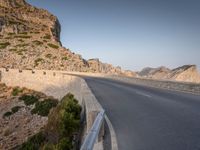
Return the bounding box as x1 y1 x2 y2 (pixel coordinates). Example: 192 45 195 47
0 84 49 150
139 66 171 79
139 65 200 83
0 0 136 76
165 65 200 83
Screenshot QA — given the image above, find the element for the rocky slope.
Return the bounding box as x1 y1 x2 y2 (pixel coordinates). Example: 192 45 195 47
0 83 51 150
138 66 171 79
139 65 200 83
0 0 135 76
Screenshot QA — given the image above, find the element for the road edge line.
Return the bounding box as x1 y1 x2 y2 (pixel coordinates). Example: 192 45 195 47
105 115 119 150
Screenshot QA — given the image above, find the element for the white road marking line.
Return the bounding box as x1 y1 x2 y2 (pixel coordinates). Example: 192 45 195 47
135 91 152 98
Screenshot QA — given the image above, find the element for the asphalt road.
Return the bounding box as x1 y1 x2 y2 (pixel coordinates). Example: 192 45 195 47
84 77 200 150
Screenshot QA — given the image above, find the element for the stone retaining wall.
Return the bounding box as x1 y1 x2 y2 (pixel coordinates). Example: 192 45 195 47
0 68 104 150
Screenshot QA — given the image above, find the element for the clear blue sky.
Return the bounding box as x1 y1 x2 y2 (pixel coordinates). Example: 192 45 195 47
27 0 200 71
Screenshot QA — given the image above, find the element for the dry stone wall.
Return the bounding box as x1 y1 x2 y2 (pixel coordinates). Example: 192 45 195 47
0 68 82 101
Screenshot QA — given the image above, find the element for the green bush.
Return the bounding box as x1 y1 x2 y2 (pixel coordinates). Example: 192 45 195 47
9 48 17 52
9 20 21 25
3 111 12 118
31 99 58 116
56 138 72 150
11 106 21 113
62 57 68 60
0 42 10 49
8 32 15 35
18 93 81 149
19 95 39 106
19 132 45 150
46 93 81 143
33 40 43 45
45 54 52 59
47 43 59 49
34 58 44 66
15 43 29 47
12 87 23 96
19 32 28 35
43 34 51 39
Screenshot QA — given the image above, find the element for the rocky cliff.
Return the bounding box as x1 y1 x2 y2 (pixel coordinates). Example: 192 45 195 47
0 0 135 76
139 65 200 83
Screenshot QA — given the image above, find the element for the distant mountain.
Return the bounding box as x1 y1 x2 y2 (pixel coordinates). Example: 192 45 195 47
0 0 135 76
139 65 200 83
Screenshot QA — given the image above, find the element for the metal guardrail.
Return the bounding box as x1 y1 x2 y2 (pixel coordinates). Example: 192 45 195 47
80 110 105 150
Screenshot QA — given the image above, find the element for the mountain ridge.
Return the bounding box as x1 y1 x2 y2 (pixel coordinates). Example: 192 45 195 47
138 65 200 83
0 0 135 76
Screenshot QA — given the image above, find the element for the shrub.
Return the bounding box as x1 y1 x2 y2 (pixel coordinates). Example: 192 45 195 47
15 43 29 47
12 87 23 96
19 132 45 150
8 32 15 35
9 48 17 52
56 138 72 150
46 93 81 142
43 34 51 39
41 144 55 150
19 95 39 106
34 58 44 66
53 56 57 59
3 111 12 118
33 40 43 45
19 32 28 35
11 106 21 113
45 54 52 59
47 43 59 49
18 93 81 149
0 42 10 49
62 57 68 60
31 98 58 116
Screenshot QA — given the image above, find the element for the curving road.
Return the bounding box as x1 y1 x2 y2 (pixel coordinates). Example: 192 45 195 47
84 77 200 150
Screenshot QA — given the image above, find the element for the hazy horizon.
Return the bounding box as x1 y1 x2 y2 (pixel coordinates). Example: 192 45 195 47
27 0 200 72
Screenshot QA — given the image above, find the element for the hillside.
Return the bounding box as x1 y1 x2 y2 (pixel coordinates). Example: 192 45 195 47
0 0 135 76
138 66 171 79
139 65 200 83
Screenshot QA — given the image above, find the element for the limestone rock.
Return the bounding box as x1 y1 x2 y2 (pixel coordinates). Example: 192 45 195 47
0 0 135 76
139 65 200 83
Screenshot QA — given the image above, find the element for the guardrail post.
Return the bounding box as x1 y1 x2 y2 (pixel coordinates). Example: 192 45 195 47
81 110 105 150
88 111 104 142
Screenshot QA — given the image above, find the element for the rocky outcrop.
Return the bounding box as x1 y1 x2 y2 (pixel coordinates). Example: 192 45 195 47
139 66 171 79
0 0 135 76
139 65 200 83
164 65 200 83
0 84 49 150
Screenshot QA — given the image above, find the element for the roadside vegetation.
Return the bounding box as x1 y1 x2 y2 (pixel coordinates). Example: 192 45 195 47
12 87 23 96
18 93 82 150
